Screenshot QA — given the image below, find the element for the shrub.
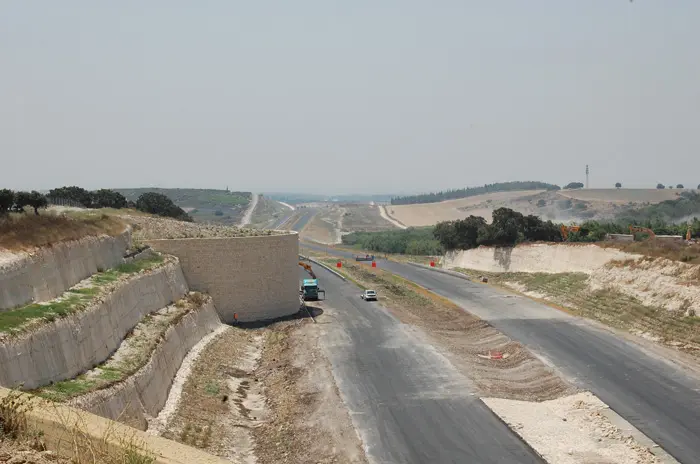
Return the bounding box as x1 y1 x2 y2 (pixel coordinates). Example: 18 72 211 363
13 191 32 212
615 182 622 189
564 182 584 189
91 189 127 209
657 183 665 189
27 191 48 215
135 192 192 222
537 199 546 207
49 186 92 207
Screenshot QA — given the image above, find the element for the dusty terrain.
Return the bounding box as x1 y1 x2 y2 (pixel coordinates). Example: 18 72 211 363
247 197 294 230
484 392 659 464
123 215 279 240
301 204 396 244
161 316 365 464
559 188 682 203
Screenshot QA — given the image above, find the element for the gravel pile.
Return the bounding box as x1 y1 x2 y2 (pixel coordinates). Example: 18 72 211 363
122 215 284 240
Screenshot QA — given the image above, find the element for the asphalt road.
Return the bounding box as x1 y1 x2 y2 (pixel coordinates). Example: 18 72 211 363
290 208 316 232
302 242 700 464
306 266 544 464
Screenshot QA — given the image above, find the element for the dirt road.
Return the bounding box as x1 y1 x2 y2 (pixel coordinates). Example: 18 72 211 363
238 192 259 227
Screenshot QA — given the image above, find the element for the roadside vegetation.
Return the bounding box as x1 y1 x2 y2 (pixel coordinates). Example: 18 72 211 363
0 388 155 464
0 254 164 336
390 181 561 205
342 227 442 255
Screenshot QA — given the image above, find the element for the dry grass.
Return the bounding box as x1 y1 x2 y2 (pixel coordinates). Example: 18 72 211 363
602 239 700 265
0 213 125 252
0 389 154 463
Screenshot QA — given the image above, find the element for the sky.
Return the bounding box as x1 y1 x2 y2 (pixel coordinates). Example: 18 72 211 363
1 1 699 195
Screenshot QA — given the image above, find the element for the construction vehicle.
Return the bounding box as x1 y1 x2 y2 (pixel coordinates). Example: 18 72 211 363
560 225 580 241
629 226 656 240
298 262 325 301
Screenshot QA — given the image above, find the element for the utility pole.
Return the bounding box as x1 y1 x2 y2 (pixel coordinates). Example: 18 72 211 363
585 165 589 189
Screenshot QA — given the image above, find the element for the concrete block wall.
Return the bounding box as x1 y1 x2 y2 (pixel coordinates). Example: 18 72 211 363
73 299 223 430
0 259 188 389
145 233 299 322
0 229 131 310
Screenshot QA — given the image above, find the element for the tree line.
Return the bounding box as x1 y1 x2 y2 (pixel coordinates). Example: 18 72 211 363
0 186 192 222
390 181 561 205
433 206 699 252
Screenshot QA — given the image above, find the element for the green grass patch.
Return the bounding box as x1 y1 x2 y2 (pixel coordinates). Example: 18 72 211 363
38 376 96 402
0 255 165 335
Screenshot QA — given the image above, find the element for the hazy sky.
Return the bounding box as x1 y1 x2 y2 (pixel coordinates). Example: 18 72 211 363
2 1 699 194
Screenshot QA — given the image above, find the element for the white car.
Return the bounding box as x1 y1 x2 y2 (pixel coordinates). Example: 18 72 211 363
360 290 377 301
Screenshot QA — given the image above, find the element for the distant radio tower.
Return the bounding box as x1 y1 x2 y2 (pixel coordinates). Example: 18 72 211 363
585 165 589 189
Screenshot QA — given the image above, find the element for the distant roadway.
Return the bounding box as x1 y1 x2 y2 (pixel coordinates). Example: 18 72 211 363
304 265 543 463
302 242 700 464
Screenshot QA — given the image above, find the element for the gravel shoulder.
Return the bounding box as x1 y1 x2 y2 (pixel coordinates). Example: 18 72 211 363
484 392 660 464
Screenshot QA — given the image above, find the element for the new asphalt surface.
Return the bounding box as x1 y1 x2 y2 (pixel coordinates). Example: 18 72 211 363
305 265 544 463
302 242 700 464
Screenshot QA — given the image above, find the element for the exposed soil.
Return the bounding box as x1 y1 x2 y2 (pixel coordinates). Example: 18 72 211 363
123 215 279 240
162 317 365 464
253 317 366 464
320 259 573 401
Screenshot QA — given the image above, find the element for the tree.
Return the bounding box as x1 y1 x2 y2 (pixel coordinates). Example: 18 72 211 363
615 182 622 189
656 183 665 189
48 186 92 207
90 189 127 209
563 182 584 190
13 191 32 212
0 189 14 214
677 184 684 189
26 191 48 215
135 192 192 221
